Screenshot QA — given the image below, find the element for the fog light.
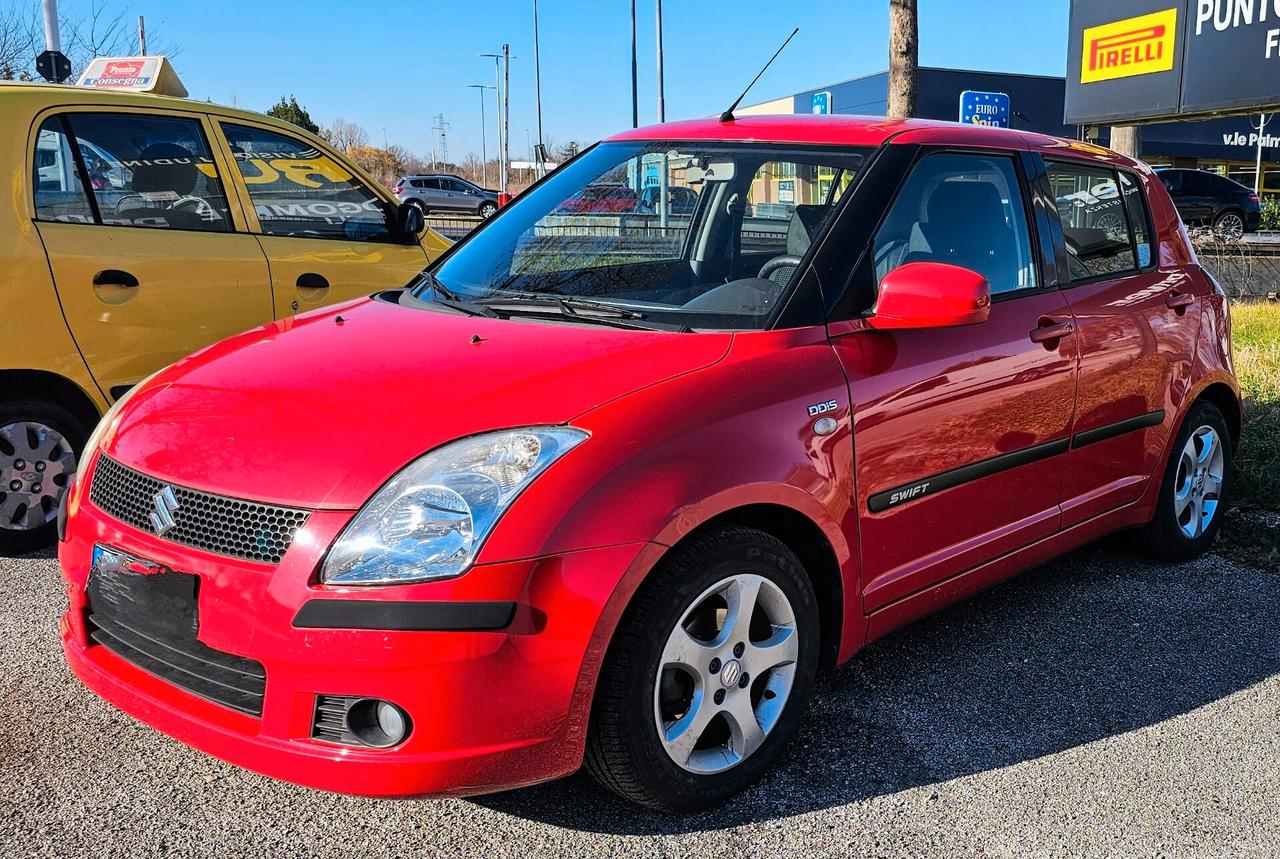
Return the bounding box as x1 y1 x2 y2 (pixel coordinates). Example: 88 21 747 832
312 695 412 749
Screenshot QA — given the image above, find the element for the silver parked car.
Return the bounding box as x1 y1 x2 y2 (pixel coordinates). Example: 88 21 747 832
393 174 500 218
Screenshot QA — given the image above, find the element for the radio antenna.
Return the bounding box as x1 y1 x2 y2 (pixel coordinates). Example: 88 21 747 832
719 27 799 123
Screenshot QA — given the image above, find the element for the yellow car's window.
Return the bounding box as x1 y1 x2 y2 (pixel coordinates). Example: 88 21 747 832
220 123 392 242
33 113 233 232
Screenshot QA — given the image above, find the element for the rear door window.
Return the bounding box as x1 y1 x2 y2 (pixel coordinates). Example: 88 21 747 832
34 112 233 232
220 122 392 242
1047 161 1137 281
1119 171 1153 268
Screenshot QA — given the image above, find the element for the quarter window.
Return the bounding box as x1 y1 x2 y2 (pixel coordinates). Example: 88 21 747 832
33 112 232 232
220 123 391 241
873 152 1037 295
1119 171 1153 268
32 118 94 223
1047 161 1138 281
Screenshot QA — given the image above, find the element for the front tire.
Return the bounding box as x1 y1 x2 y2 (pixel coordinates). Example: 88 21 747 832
1136 400 1231 562
478 202 498 219
0 397 89 555
584 525 820 812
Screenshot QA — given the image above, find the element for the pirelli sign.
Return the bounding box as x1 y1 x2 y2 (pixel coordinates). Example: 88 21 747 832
1066 0 1280 124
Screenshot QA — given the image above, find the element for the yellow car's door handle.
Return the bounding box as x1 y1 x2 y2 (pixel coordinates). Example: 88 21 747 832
93 269 139 288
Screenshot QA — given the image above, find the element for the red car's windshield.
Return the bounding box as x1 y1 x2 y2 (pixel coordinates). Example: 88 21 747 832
418 141 873 331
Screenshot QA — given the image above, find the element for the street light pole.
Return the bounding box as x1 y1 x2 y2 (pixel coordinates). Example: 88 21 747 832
656 0 668 228
1254 113 1270 195
41 0 60 52
532 0 545 178
655 0 665 123
467 84 494 188
630 0 639 128
503 43 511 195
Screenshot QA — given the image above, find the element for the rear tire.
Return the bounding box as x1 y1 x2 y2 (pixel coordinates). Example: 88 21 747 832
1212 209 1245 240
407 199 428 217
1136 400 1231 562
0 397 91 555
584 525 820 812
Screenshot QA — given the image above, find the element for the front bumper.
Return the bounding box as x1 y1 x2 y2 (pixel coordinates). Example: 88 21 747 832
59 484 652 797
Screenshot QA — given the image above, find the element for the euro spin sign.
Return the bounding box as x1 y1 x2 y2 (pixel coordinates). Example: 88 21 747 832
1081 8 1178 82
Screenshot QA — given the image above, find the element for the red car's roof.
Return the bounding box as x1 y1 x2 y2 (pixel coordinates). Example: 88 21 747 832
606 114 1140 168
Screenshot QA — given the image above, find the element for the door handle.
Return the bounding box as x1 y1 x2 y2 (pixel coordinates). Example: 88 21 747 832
93 269 139 288
1029 320 1074 344
1165 292 1195 310
296 273 330 290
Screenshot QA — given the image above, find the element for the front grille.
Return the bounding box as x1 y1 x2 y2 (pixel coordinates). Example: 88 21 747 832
89 455 310 565
86 566 266 716
312 694 359 745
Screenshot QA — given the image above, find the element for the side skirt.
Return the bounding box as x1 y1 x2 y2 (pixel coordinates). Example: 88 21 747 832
861 498 1152 647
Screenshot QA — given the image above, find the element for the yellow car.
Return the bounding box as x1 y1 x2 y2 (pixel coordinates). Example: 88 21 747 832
0 78 449 552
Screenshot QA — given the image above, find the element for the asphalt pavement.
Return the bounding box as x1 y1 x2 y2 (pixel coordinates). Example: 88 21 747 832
3 542 1278 858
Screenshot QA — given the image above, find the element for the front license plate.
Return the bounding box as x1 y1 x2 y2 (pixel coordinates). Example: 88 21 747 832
88 544 200 636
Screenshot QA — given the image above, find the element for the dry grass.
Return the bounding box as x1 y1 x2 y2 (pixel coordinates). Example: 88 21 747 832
1231 301 1280 510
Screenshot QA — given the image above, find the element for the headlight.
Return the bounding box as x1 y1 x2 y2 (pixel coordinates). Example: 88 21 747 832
321 427 588 585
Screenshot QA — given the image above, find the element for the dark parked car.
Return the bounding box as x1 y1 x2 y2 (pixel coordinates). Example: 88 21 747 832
1154 168 1261 238
393 174 499 218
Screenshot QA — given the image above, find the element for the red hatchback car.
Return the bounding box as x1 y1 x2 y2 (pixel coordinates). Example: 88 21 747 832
60 116 1240 811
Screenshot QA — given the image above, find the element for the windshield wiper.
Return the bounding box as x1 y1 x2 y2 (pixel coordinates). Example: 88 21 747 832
477 290 647 319
478 294 690 332
417 272 497 318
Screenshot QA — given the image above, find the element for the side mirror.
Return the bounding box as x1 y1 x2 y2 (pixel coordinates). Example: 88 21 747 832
396 201 424 238
867 261 991 330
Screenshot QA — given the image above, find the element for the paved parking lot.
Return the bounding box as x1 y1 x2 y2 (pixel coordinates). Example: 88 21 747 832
3 542 1278 857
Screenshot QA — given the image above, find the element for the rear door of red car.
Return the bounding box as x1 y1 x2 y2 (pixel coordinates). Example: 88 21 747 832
825 146 1078 613
1039 159 1201 526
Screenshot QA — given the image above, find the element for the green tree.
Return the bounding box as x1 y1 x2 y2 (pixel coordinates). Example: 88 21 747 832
266 95 319 135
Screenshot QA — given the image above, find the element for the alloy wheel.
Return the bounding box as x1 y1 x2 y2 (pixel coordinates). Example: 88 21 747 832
0 421 76 531
653 573 799 775
1214 212 1245 240
1173 425 1224 540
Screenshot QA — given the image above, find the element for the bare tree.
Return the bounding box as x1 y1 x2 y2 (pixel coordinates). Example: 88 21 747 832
322 117 369 152
887 0 918 119
0 0 177 80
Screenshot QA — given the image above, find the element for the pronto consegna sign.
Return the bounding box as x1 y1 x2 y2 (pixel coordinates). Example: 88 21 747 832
1066 0 1280 124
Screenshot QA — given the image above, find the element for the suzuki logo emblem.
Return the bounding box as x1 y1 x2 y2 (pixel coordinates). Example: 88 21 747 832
149 485 180 536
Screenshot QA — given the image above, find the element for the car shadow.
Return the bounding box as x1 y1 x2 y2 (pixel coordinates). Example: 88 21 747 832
473 543 1280 834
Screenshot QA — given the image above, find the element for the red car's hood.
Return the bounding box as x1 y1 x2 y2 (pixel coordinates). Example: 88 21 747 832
101 297 732 509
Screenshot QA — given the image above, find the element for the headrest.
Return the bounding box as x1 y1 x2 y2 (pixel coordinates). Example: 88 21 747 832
926 181 1005 230
786 204 829 256
131 143 199 196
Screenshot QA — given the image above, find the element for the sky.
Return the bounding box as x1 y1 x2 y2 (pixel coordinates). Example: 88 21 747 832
41 0 1072 162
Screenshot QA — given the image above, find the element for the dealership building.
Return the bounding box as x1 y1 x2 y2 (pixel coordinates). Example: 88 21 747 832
740 67 1279 194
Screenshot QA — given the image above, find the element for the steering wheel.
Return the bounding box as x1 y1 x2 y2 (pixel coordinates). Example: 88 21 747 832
758 255 803 281
172 195 216 220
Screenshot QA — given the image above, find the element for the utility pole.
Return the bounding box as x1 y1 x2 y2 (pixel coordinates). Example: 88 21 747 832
480 53 504 190
887 0 918 118
467 84 494 188
1110 125 1141 159
503 43 511 194
137 16 147 54
432 113 450 167
533 0 545 178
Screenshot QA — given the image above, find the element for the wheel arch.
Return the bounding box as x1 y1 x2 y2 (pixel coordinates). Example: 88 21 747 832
0 370 102 432
687 504 845 669
1194 380 1242 452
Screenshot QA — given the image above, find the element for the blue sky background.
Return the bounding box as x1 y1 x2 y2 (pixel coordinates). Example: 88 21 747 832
53 0 1071 160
